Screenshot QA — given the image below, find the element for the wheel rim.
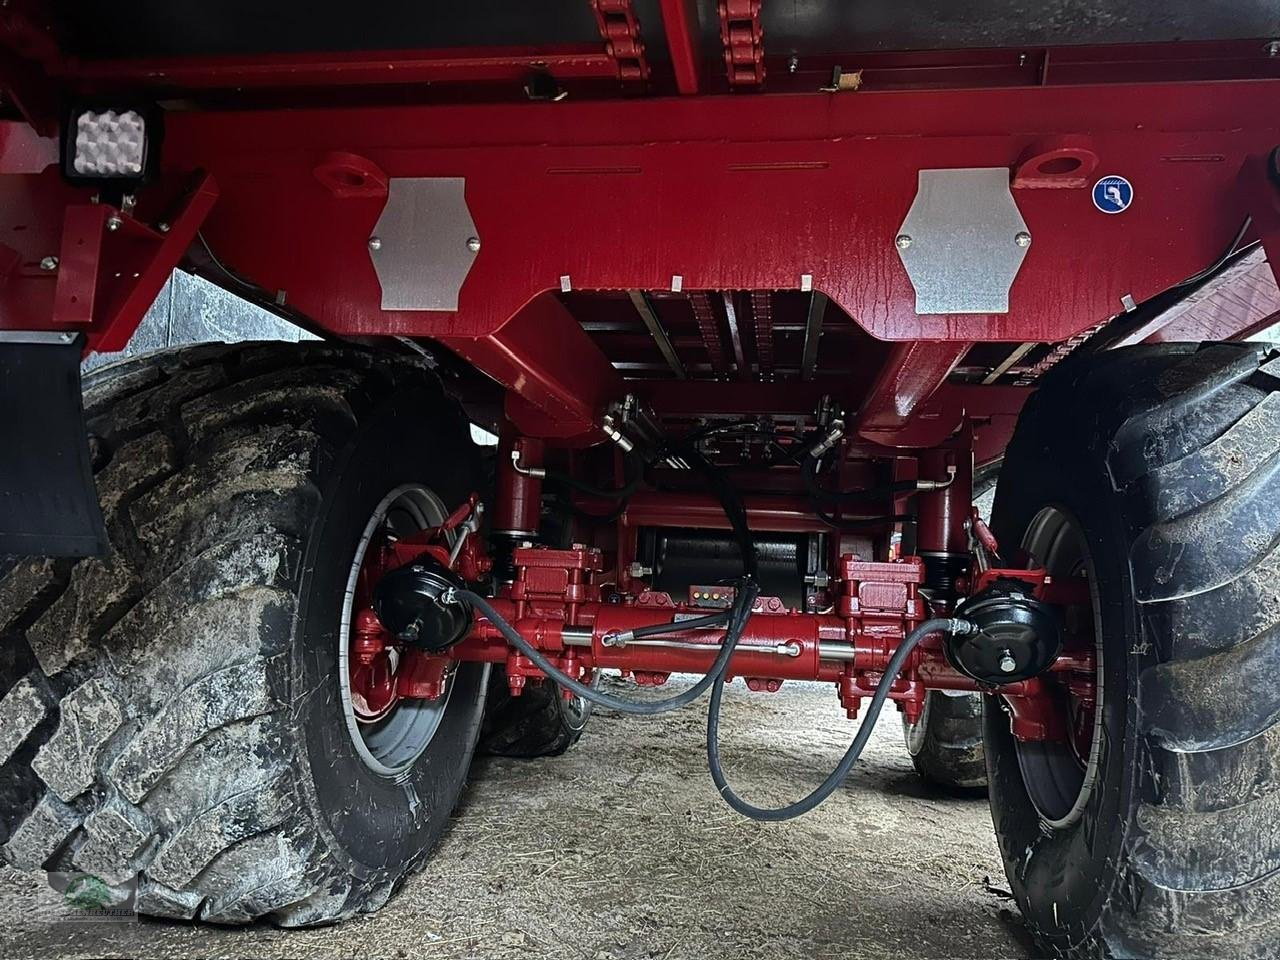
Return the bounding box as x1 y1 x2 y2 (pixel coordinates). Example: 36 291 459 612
339 484 458 777
561 692 590 732
904 691 934 757
1012 505 1106 828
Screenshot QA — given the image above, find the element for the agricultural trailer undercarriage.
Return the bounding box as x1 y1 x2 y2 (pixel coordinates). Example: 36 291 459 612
2 5 1280 956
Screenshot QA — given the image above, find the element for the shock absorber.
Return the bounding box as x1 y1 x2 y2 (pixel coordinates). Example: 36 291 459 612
915 446 972 609
491 425 545 582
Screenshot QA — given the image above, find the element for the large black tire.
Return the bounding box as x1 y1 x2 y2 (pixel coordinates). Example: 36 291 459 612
987 342 1280 958
0 342 487 925
901 467 1000 791
479 671 592 758
902 691 987 790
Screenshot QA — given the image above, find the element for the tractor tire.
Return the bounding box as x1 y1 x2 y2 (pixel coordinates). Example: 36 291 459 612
901 469 998 791
987 341 1280 958
0 342 487 926
902 691 987 791
479 671 592 758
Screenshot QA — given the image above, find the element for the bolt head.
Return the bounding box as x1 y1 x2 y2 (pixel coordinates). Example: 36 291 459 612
367 236 382 251
895 234 913 250
1014 231 1032 248
157 222 170 234
998 652 1018 673
39 256 58 271
1268 40 1280 57
466 236 481 253
105 215 122 232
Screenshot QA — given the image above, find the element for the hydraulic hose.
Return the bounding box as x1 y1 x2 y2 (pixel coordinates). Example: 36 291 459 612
545 450 646 501
471 417 976 820
626 611 729 640
664 441 758 580
802 453 919 505
706 617 976 821
814 506 913 531
458 579 759 716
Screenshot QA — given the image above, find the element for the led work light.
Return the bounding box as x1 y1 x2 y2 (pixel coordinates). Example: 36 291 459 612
61 104 162 189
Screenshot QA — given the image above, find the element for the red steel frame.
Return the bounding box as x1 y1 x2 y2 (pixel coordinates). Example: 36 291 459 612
5 80 1280 442
4 9 1280 754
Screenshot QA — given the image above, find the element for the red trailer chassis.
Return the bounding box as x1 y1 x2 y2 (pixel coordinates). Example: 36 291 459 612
0 0 1277 790
3 39 1276 754
347 463 1095 756
4 78 1280 443
7 3 1280 947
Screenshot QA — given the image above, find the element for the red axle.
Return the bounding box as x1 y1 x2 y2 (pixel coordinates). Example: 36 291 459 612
441 545 1095 737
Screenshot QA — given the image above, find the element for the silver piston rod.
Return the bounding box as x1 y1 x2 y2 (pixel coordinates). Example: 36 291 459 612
559 625 856 662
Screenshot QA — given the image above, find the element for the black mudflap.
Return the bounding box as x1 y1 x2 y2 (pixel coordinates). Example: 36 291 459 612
0 332 106 557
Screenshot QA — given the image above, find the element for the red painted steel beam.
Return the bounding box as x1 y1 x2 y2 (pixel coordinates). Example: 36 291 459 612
0 119 56 173
153 81 1280 356
659 0 703 94
0 170 218 353
47 39 1280 99
855 341 971 443
762 41 1280 95
93 175 221 353
623 491 839 534
1109 246 1280 347
440 293 624 441
63 45 621 89
0 6 63 134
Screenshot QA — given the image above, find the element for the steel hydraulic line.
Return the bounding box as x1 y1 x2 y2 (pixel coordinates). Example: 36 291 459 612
461 585 979 819
456 579 760 716
461 421 977 818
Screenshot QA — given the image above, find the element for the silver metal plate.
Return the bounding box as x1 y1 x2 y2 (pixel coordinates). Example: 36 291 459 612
896 168 1030 315
81 270 318 374
369 178 479 311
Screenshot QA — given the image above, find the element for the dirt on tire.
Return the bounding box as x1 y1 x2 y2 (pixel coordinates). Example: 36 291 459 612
0 342 483 926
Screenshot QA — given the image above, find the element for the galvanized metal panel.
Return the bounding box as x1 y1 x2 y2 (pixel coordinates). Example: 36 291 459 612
369 178 479 312
895 168 1030 315
82 270 317 373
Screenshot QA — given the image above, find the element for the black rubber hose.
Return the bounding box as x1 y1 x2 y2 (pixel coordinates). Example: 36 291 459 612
706 616 971 821
458 579 759 716
1175 215 1252 288
814 507 913 531
626 610 729 639
545 450 646 501
802 454 919 505
682 419 760 444
668 442 758 580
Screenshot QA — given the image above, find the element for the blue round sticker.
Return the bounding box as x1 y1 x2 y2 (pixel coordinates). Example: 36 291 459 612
1093 175 1133 214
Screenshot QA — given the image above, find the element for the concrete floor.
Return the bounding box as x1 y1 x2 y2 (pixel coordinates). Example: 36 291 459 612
0 679 1033 960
